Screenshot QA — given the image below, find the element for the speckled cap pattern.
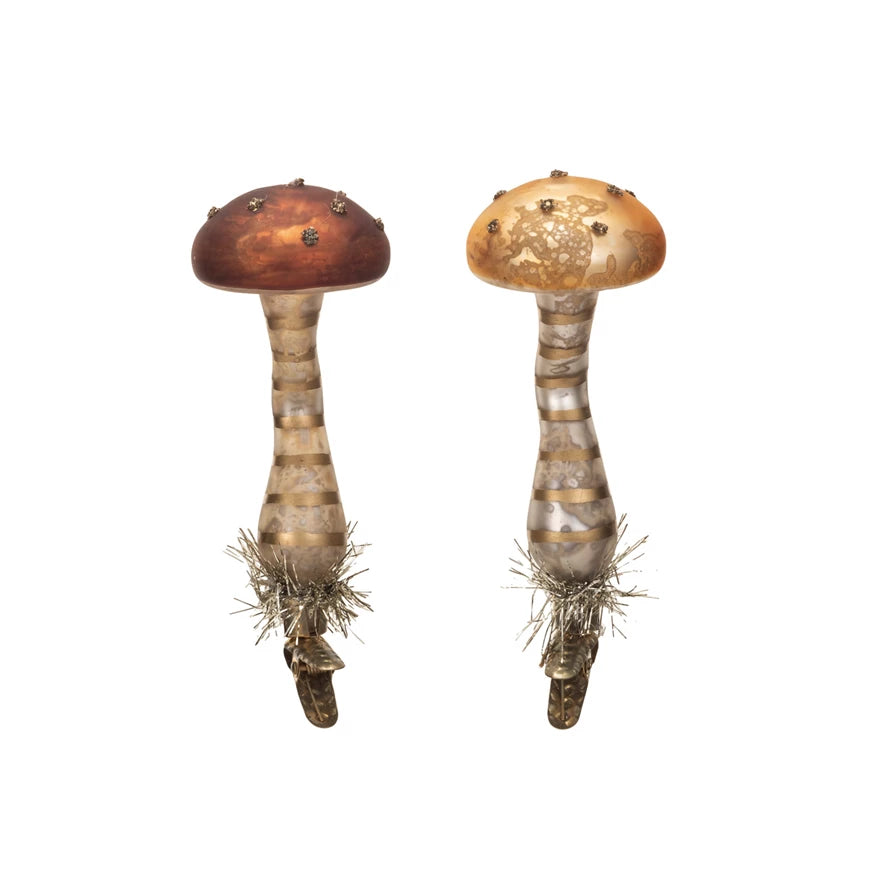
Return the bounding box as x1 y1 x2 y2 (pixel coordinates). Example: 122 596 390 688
467 176 665 295
192 183 390 294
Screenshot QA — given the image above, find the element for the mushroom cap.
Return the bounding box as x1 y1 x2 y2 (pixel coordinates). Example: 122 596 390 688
466 176 665 294
192 183 390 294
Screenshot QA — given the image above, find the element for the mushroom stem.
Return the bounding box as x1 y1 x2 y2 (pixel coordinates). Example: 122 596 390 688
259 292 347 728
529 290 616 728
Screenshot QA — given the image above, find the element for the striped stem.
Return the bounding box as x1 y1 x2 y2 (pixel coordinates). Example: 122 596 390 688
258 293 348 603
528 290 617 584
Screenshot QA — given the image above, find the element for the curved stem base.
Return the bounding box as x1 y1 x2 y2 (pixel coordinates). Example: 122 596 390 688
530 290 613 727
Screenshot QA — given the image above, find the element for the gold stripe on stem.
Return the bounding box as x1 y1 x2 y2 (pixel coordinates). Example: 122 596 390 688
539 308 594 326
267 314 320 331
529 524 617 544
535 374 587 389
539 446 601 461
538 342 587 359
274 454 332 466
539 407 591 422
272 347 317 362
274 415 325 429
265 492 341 506
533 486 611 503
260 531 347 547
272 377 322 392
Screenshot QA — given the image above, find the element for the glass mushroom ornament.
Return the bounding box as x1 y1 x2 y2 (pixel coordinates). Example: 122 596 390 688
466 173 666 729
192 180 390 728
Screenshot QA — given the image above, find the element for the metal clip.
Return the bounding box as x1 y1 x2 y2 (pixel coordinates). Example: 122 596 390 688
544 634 598 729
284 636 346 728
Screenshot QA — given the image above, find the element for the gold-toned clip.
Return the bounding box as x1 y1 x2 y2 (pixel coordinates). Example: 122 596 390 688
545 635 598 729
284 636 346 728
295 636 346 672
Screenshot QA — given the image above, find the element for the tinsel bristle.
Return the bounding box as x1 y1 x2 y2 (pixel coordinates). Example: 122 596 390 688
509 515 649 664
226 524 371 643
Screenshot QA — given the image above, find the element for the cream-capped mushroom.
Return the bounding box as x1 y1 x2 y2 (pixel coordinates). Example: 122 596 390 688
467 172 665 728
192 180 389 727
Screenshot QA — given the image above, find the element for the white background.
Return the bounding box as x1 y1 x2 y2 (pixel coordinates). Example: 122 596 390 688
2 1 887 887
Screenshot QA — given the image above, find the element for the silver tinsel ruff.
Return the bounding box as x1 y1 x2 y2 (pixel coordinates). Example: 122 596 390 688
227 525 371 643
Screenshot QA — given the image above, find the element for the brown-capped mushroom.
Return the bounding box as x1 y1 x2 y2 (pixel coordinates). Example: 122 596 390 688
467 173 665 728
192 180 389 727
